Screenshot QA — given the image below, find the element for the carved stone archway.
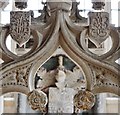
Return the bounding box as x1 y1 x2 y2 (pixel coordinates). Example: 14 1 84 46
0 0 120 113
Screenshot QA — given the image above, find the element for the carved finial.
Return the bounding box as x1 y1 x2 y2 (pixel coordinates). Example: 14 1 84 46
55 56 66 89
70 1 87 23
41 0 47 6
58 56 63 67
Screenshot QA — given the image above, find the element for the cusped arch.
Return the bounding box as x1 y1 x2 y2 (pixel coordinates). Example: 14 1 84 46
59 34 93 90
28 15 60 91
59 12 93 90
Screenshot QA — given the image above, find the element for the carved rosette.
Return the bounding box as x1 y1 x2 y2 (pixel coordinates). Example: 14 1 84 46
10 11 31 46
74 90 95 112
27 90 48 112
88 12 110 47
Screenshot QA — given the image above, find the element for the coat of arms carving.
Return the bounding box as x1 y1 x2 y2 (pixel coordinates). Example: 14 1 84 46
10 11 31 46
88 12 110 47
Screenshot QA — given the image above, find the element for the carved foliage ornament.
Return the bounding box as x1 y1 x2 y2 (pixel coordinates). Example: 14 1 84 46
27 90 48 112
88 12 110 47
10 11 31 46
0 65 31 87
74 90 95 111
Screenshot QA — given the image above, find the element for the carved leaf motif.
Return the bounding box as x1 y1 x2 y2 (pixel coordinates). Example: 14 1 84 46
10 11 31 46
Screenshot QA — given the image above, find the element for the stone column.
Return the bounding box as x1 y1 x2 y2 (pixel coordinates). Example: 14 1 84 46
0 96 3 114
104 0 111 22
104 0 112 54
118 1 120 27
118 3 120 101
97 94 107 113
18 93 39 113
17 94 27 113
0 6 3 115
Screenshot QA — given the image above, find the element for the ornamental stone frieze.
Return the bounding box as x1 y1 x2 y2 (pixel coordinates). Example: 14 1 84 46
0 0 120 113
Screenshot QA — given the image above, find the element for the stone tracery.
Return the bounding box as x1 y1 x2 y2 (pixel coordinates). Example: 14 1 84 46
0 0 120 113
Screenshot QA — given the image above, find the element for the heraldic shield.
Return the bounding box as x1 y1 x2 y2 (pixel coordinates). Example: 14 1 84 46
10 11 31 47
88 12 110 47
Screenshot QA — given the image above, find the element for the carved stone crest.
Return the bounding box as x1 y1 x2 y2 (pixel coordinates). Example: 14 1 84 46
88 12 110 47
10 11 31 46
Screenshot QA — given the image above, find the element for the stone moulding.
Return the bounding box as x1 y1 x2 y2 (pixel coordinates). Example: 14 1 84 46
0 0 120 112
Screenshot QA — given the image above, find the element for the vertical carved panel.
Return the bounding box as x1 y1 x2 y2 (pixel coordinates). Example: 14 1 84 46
10 11 31 46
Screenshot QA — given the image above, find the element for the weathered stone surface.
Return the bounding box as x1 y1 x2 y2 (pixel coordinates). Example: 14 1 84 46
88 12 110 47
10 11 31 46
0 1 120 113
47 0 72 12
0 1 9 10
48 88 75 113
